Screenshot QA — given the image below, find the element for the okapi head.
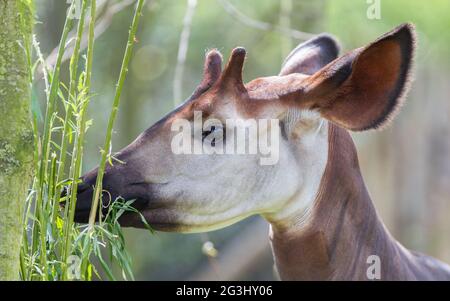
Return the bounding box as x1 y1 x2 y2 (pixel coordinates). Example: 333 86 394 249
74 24 415 233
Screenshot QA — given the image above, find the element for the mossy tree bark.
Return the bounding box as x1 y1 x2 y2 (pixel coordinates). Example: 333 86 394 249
0 0 34 280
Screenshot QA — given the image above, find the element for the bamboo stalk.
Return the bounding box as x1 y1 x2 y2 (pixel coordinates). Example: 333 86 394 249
63 0 97 280
57 0 89 194
88 0 145 228
31 1 75 279
60 0 89 279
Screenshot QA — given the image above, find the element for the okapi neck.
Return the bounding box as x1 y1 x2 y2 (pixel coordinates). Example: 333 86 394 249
270 124 400 280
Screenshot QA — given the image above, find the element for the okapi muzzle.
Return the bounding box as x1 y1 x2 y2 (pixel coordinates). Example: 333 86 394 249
73 138 157 224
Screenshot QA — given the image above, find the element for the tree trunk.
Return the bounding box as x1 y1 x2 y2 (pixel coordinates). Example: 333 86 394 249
0 0 34 280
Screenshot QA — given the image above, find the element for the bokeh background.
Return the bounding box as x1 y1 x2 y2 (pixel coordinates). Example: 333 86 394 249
34 0 450 280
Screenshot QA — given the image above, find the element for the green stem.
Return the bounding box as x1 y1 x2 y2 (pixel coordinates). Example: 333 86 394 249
57 0 88 189
78 0 97 280
60 0 89 279
84 0 96 89
31 1 75 279
88 0 145 228
37 1 74 189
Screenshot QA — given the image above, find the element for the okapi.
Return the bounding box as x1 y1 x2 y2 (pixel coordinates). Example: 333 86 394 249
73 23 450 280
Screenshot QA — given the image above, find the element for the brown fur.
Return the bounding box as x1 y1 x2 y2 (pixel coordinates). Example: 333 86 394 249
74 24 450 280
270 124 450 280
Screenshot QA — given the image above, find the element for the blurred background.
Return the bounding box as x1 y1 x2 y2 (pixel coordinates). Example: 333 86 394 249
34 0 450 280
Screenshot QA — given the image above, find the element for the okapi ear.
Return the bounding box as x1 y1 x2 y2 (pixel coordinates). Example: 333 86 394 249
280 34 340 76
303 23 416 131
188 49 223 101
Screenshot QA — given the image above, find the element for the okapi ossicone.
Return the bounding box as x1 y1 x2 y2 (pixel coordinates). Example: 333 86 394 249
73 23 450 280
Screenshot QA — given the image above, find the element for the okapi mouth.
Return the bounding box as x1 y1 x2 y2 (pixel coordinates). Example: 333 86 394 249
61 173 152 224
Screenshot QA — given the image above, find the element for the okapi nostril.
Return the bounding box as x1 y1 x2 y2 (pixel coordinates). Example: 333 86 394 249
59 181 92 208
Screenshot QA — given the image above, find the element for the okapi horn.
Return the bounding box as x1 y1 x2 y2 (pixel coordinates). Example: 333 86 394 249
188 49 223 101
220 47 247 92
